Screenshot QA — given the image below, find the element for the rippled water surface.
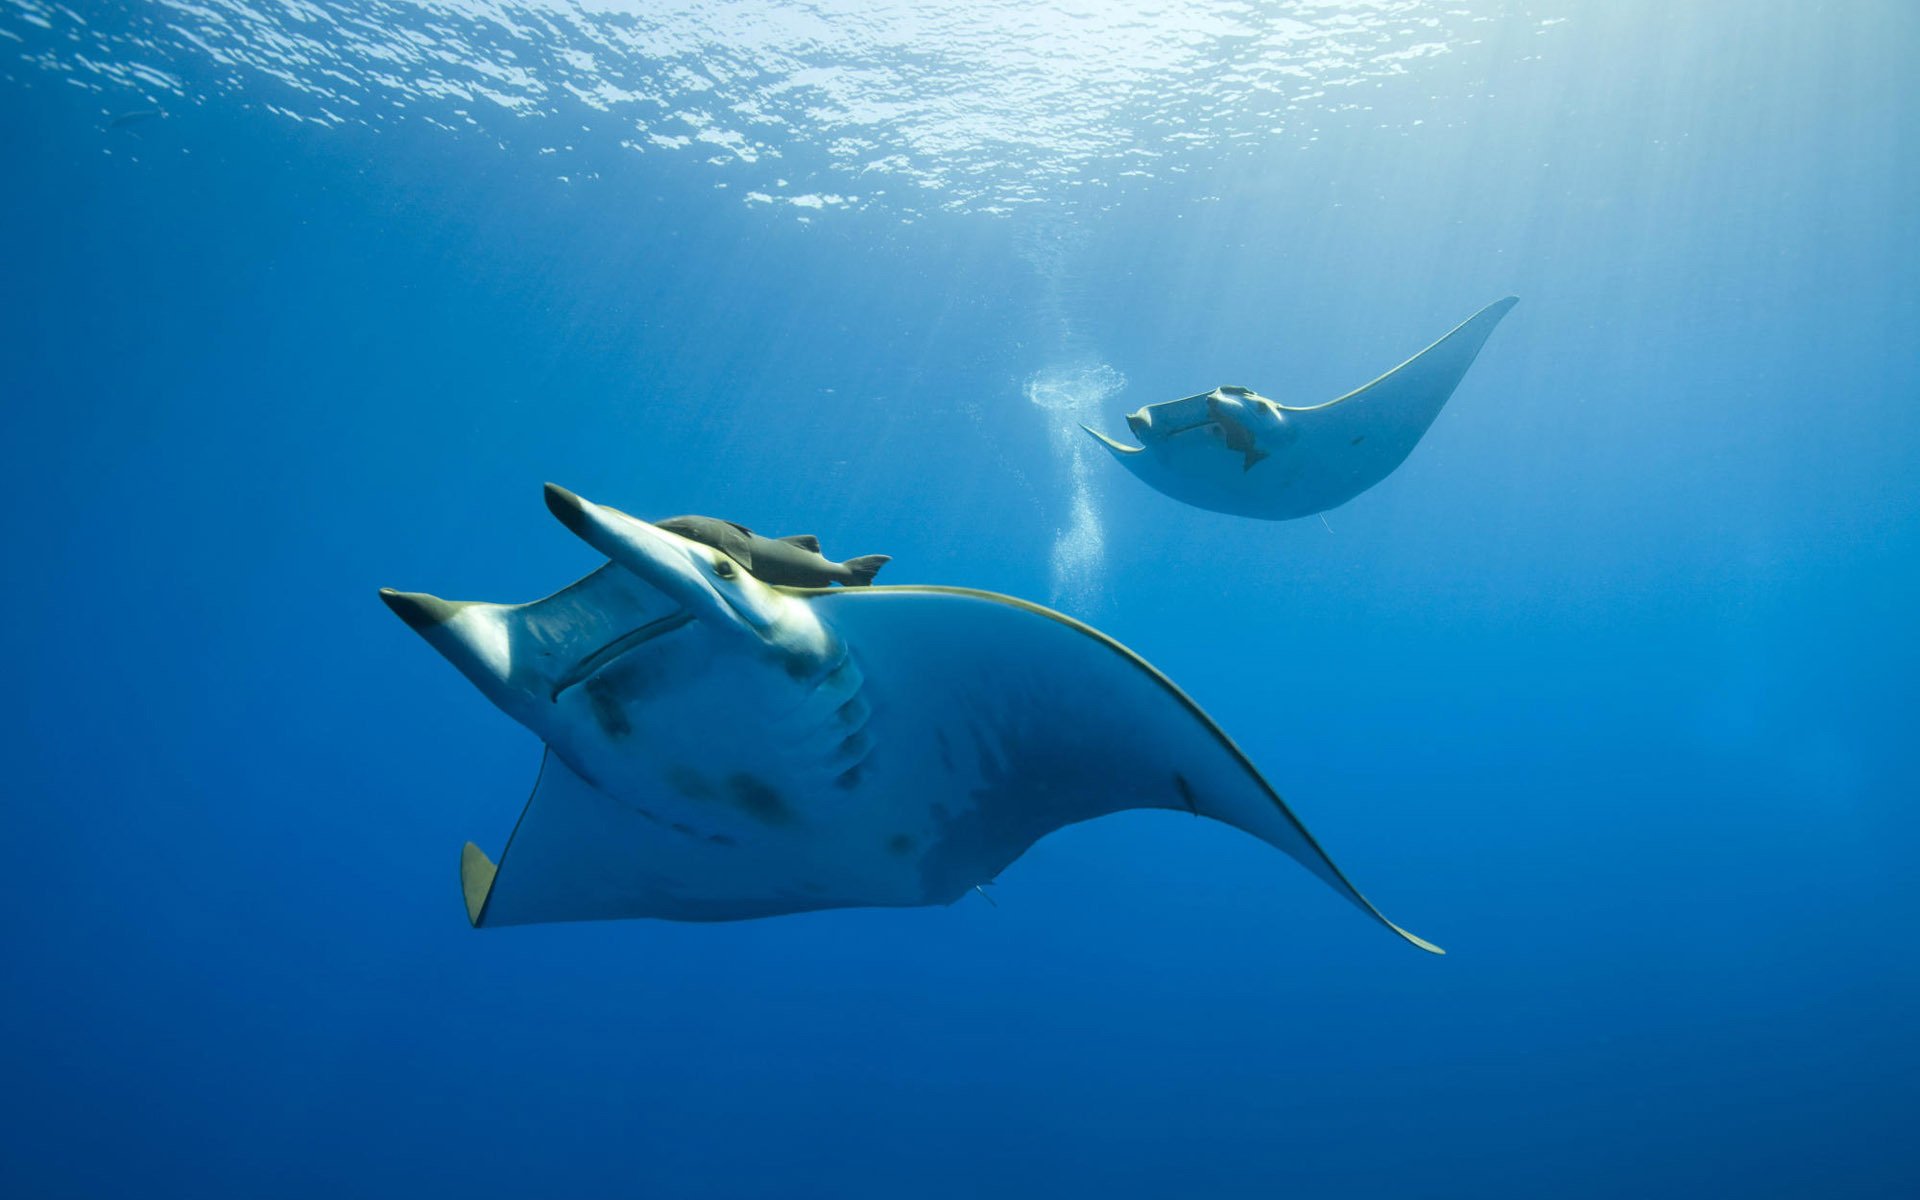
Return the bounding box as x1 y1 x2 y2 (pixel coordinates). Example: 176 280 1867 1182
5 0 1561 213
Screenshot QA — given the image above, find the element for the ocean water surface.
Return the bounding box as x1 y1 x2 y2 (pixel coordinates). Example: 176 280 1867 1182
2 2 1916 1196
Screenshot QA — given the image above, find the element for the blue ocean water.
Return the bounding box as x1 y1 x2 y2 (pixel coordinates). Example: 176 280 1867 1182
2 1 1916 1195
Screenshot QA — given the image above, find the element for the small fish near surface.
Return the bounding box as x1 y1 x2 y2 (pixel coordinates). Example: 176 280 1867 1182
378 484 1442 953
654 513 889 588
1084 296 1518 519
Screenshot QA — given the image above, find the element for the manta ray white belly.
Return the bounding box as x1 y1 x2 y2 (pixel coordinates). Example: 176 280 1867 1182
382 485 1442 953
1086 297 1517 519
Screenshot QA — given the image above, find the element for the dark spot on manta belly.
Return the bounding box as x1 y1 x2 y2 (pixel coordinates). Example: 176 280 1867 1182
886 833 916 856
727 773 794 825
583 677 631 738
1173 772 1200 816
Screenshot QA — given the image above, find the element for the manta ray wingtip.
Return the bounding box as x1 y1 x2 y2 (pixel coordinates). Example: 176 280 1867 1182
1390 922 1446 955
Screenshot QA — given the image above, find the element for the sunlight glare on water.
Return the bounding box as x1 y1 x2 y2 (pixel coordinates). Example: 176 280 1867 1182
1 0 1532 217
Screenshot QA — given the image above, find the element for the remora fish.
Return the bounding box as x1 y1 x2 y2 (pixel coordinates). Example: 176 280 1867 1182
655 514 888 587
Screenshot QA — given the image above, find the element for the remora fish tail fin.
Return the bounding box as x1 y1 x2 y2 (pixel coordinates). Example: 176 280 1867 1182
841 555 890 586
779 534 822 553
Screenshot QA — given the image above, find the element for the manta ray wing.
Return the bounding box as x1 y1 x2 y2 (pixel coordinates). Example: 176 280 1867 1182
1281 294 1520 478
798 586 1441 951
464 749 829 926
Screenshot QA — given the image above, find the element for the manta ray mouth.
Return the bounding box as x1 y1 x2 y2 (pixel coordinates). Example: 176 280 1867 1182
550 610 696 700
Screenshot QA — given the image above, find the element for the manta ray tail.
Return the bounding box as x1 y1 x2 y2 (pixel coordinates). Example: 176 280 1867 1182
842 555 890 586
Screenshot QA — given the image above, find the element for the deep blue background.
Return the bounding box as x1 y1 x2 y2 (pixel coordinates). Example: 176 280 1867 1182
2 3 1916 1196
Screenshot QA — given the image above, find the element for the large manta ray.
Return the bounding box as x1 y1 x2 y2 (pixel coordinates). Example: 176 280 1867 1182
380 484 1441 953
1084 297 1517 519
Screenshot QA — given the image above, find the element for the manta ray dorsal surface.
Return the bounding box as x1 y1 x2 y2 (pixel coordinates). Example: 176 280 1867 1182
1085 296 1518 519
383 485 1442 953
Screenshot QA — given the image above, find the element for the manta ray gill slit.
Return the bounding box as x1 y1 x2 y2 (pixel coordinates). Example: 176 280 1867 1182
549 610 698 700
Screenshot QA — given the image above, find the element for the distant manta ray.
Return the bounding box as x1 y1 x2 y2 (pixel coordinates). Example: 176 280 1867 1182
1084 297 1518 519
379 484 1442 953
